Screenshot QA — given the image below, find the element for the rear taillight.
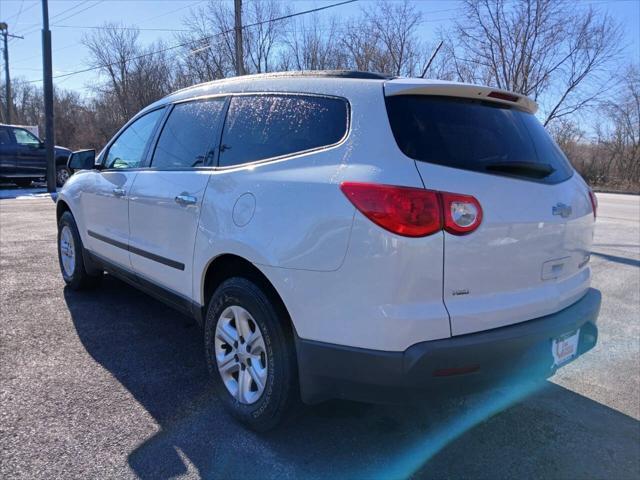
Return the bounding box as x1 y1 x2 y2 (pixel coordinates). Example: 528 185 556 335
340 182 483 237
588 189 598 219
441 192 483 235
487 91 519 102
340 182 442 237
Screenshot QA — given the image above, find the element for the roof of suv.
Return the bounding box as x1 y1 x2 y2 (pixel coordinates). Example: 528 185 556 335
166 70 393 97
151 70 538 114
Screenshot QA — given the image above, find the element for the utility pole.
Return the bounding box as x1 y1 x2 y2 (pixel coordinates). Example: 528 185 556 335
0 23 24 124
234 0 245 76
41 0 55 193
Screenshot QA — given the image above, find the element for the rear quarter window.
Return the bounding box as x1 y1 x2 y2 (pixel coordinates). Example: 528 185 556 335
218 94 348 167
385 95 573 184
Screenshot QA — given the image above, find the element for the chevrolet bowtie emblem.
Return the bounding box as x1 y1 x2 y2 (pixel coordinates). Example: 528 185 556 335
552 203 572 218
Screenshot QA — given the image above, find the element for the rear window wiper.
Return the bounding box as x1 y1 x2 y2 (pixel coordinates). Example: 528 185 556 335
484 161 555 179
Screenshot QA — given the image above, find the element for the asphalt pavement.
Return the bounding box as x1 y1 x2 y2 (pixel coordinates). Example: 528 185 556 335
0 189 638 479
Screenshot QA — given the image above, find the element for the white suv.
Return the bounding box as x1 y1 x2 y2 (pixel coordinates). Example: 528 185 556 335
57 71 601 430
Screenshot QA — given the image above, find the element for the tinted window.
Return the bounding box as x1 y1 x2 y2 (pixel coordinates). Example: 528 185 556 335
152 98 226 169
0 129 11 145
106 108 164 169
13 128 40 146
219 94 348 167
385 95 573 183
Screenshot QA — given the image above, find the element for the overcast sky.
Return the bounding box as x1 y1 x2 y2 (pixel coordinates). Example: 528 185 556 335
1 0 639 96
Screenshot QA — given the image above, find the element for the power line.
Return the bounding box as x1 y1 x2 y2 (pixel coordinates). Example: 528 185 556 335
11 42 77 65
51 0 93 21
4 0 37 23
11 0 27 26
14 1 104 37
54 1 105 24
25 0 359 84
52 24 191 32
139 0 207 25
12 1 88 36
10 1 206 68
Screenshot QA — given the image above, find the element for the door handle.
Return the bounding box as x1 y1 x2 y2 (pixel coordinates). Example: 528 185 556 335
112 187 126 197
175 194 197 206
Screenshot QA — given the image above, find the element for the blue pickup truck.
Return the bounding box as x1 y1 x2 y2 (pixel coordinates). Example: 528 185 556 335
0 124 73 187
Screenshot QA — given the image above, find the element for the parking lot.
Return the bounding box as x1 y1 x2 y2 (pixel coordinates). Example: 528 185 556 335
1 189 638 479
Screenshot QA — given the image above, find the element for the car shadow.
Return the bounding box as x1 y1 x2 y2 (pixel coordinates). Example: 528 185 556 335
591 251 640 268
64 275 639 480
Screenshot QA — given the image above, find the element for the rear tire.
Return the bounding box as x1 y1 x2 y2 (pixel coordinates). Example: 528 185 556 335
57 211 102 290
204 277 298 431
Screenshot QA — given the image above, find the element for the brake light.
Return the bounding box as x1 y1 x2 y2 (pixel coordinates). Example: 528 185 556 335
340 182 483 237
441 192 483 235
588 189 598 219
340 182 442 237
487 91 519 102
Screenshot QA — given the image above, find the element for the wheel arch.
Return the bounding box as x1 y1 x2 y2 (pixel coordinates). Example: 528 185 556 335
56 198 72 222
200 253 295 337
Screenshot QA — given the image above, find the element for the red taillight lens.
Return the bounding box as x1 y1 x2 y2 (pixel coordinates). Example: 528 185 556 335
588 189 598 219
441 192 483 235
487 91 519 102
340 182 442 237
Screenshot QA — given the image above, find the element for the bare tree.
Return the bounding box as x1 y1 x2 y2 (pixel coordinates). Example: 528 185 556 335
597 65 640 185
282 14 348 71
0 79 43 126
243 0 287 73
450 0 623 126
340 17 383 73
178 0 286 81
364 0 424 76
82 24 141 121
82 23 177 144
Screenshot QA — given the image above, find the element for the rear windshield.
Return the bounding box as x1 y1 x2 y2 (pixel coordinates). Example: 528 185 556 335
385 95 573 184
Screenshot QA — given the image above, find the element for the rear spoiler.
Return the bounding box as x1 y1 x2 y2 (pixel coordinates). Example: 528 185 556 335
384 78 538 114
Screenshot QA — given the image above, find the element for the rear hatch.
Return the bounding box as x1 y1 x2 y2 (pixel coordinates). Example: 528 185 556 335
384 80 594 336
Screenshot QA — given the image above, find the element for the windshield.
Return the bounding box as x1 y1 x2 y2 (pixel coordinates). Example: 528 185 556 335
385 95 573 184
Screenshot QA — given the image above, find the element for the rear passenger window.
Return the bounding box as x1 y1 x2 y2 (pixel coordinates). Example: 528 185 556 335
152 98 226 169
219 94 348 167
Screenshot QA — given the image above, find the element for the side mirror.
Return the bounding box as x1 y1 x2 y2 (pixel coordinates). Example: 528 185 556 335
68 149 97 170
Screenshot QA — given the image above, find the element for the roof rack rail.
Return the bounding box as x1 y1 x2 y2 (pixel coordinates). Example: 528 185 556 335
260 70 395 80
167 70 395 98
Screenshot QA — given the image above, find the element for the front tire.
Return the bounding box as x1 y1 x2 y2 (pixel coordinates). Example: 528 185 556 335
204 277 298 431
57 211 102 290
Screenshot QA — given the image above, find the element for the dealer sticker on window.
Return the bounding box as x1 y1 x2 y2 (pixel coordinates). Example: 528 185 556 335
552 329 580 367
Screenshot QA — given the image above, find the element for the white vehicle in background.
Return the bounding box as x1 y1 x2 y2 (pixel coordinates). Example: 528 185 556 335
55 71 601 430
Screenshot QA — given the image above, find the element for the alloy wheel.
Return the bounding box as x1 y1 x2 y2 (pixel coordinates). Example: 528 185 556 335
59 225 76 277
214 305 268 404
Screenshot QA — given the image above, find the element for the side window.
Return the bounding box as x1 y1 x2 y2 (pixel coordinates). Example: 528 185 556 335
219 94 349 167
0 128 12 145
13 128 41 146
151 98 226 169
105 108 164 169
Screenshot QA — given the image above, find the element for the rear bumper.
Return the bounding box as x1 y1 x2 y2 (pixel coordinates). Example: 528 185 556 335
296 288 601 404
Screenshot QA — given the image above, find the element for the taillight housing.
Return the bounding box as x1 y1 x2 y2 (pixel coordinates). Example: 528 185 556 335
441 192 483 235
340 182 442 237
588 189 598 219
340 182 483 237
